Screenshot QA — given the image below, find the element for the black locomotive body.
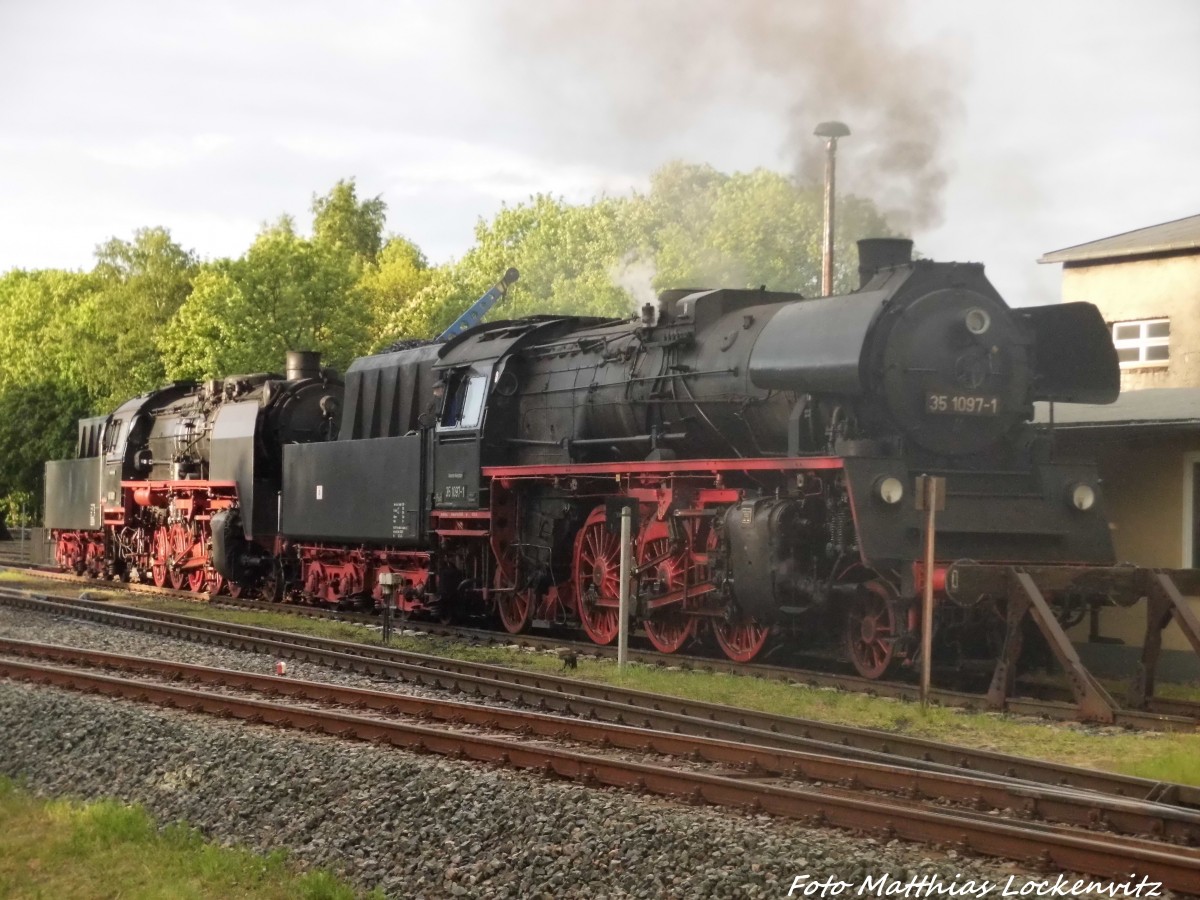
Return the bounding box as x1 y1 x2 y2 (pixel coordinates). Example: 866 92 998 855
46 351 341 593
237 238 1117 674
50 237 1160 682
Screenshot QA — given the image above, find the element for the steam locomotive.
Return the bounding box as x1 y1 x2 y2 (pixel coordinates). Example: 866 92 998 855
46 238 1125 677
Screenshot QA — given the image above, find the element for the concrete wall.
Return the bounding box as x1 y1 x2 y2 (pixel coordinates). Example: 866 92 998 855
1060 253 1200 391
1057 431 1200 664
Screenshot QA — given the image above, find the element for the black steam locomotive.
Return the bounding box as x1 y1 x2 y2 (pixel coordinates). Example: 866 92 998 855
46 354 341 594
46 238 1127 678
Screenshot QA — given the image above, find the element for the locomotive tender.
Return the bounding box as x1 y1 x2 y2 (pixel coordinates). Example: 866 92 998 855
51 237 1163 685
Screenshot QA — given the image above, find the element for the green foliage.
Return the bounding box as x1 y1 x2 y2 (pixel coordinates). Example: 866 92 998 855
312 178 387 263
358 236 434 350
407 163 893 343
410 195 634 339
637 162 891 296
0 379 90 503
159 220 371 379
76 227 198 407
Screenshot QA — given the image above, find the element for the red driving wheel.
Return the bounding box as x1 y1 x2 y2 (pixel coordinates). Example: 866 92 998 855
168 523 191 590
713 617 770 663
573 506 622 645
151 526 171 588
637 519 697 654
844 579 899 679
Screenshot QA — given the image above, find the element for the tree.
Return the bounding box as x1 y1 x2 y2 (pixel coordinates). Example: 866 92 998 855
0 379 90 518
358 236 434 350
0 269 96 396
159 219 371 379
0 270 100 516
636 163 893 296
72 227 198 407
405 162 895 340
312 178 387 264
407 195 637 342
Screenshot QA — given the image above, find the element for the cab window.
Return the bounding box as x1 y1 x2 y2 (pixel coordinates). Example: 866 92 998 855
103 419 125 456
440 374 486 430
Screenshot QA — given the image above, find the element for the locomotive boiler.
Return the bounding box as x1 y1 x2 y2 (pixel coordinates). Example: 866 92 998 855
45 351 341 592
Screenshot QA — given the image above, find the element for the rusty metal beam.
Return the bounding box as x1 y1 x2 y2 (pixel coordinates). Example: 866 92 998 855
1008 569 1118 723
1130 571 1200 709
946 563 1200 608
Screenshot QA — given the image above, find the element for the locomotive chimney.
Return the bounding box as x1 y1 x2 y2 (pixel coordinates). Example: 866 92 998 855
814 120 851 296
857 237 914 289
286 350 321 381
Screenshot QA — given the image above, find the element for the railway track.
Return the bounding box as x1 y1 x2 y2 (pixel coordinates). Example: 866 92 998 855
3 640 1199 892
2 586 1197 810
4 561 1199 731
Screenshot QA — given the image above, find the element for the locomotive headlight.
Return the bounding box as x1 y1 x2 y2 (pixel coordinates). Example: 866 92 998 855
876 476 905 505
964 307 991 336
1068 483 1097 512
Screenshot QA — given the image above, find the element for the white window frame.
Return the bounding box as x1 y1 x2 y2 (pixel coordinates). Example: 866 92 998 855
1184 451 1200 568
1111 317 1169 368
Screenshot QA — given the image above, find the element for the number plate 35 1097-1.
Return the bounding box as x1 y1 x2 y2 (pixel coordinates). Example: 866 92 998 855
925 392 1000 416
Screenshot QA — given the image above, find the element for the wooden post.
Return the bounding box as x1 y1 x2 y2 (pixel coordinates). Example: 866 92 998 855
915 475 945 710
618 505 632 668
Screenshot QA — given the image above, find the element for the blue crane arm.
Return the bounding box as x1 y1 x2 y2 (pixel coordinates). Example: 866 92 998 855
435 267 519 342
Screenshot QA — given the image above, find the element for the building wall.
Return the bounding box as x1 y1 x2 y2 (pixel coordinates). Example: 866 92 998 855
1057 431 1200 655
1061 253 1200 391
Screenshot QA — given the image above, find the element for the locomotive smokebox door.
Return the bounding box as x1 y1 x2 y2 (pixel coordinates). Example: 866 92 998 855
605 498 639 534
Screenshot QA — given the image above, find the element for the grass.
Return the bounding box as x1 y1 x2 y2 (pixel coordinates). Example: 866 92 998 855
0 777 378 900
10 572 1200 786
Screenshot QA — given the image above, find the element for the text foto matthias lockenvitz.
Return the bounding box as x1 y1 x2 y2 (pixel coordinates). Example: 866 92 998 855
786 873 1165 898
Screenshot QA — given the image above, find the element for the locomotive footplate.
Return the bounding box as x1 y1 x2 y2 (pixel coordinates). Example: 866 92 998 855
943 562 1200 721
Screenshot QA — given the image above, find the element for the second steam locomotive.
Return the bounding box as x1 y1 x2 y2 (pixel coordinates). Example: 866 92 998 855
46 238 1127 677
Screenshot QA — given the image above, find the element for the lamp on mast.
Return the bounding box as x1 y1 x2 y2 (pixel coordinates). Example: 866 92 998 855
814 121 850 297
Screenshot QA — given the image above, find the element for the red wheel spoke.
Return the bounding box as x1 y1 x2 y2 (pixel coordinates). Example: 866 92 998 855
637 520 697 654
714 620 769 662
497 589 534 634
574 507 622 645
844 580 899 679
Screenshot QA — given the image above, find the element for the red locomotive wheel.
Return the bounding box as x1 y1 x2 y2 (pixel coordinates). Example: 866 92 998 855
151 527 171 588
497 589 535 634
167 523 192 590
637 519 697 654
84 541 105 578
492 557 535 634
844 580 899 679
187 568 206 592
207 572 226 596
573 507 622 645
644 612 696 654
713 618 770 663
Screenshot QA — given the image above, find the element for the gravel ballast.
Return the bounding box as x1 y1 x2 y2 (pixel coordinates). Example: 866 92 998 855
0 606 1170 898
0 680 1055 899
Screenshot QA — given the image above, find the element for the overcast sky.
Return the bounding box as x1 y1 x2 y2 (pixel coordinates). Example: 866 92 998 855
1 0 1197 306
